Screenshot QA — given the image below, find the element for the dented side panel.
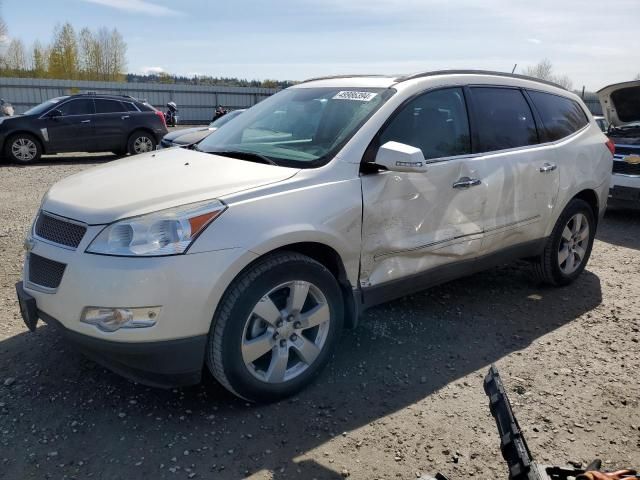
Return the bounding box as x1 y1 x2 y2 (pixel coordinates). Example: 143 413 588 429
360 159 485 287
475 145 560 256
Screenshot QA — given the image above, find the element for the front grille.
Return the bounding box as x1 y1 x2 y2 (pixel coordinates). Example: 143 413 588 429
28 253 66 289
612 160 640 176
35 213 86 248
614 145 640 156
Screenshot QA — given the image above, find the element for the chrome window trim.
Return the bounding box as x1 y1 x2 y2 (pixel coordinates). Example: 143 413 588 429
392 123 590 167
38 98 136 119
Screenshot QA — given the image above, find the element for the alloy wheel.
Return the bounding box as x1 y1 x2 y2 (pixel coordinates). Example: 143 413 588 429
241 280 331 384
558 212 589 275
12 138 37 162
133 136 153 153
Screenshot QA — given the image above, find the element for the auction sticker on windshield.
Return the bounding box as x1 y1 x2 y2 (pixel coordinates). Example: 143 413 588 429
332 91 378 101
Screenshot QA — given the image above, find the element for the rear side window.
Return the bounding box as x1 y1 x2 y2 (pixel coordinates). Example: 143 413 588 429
469 87 538 152
58 99 95 116
136 102 156 112
527 91 589 142
379 87 471 160
95 99 126 113
123 102 139 112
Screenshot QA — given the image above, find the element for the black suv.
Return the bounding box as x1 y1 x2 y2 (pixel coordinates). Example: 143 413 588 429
0 93 168 163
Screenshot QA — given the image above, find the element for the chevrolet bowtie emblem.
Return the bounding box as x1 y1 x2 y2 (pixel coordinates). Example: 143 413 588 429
23 236 35 252
624 154 640 165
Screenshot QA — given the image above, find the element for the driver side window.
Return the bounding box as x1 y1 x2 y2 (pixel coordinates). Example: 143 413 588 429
380 87 471 160
57 99 95 116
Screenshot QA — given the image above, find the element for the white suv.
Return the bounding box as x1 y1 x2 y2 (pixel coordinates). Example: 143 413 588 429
16 71 612 401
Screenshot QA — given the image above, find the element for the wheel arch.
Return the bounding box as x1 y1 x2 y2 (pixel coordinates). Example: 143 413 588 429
229 242 361 329
126 127 157 150
5 130 46 154
572 188 600 225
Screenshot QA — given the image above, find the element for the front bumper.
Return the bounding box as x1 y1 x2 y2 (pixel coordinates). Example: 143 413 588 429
609 173 640 204
16 281 207 387
22 230 254 343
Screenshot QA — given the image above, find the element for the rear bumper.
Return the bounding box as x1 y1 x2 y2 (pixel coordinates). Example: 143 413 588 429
16 281 207 388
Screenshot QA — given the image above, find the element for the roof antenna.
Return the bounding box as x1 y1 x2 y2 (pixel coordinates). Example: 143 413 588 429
511 63 517 74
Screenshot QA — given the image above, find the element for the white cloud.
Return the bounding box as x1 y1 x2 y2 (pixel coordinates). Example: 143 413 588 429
140 66 165 75
82 0 183 17
527 38 542 44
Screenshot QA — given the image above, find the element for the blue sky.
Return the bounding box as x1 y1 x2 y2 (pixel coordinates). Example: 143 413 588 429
5 0 640 90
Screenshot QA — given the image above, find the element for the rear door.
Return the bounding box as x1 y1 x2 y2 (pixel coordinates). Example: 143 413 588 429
92 99 130 151
360 87 485 295
464 86 559 255
44 98 95 152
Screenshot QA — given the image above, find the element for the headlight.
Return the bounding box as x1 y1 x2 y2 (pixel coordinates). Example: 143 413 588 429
86 199 226 256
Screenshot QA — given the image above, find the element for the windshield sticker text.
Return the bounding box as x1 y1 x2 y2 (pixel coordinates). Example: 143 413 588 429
332 91 378 102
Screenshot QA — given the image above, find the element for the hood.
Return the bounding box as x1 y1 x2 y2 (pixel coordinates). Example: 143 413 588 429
169 128 216 145
162 126 212 143
42 148 300 224
597 80 640 127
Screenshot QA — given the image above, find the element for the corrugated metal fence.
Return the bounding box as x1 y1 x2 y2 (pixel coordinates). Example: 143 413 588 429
0 77 278 123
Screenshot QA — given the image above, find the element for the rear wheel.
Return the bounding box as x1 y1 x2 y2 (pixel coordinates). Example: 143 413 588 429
127 130 156 155
532 198 595 286
206 252 344 402
5 133 41 164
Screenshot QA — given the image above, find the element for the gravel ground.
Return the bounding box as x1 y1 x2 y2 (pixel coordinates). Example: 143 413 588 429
1 153 639 480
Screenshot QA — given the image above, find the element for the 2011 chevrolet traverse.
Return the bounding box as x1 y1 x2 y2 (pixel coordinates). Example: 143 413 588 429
16 71 612 401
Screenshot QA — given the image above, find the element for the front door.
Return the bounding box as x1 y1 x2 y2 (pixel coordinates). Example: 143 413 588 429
44 98 95 153
360 87 485 302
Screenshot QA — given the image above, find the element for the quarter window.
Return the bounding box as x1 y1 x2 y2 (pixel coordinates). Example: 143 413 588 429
469 87 538 153
58 99 95 116
527 91 589 141
95 99 126 113
379 87 471 160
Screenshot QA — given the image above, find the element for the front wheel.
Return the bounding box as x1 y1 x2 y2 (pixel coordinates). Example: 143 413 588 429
532 198 596 286
127 130 156 155
5 133 42 164
207 252 344 402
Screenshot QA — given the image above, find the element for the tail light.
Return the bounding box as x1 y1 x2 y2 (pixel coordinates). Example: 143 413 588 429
155 110 167 128
605 138 616 156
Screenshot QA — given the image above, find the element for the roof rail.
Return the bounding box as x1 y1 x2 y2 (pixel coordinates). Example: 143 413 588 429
299 74 393 84
393 69 567 90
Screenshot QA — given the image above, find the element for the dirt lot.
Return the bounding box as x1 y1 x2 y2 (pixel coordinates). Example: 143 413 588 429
1 153 639 480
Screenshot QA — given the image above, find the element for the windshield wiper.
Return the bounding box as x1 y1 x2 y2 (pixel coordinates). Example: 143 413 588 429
205 149 279 166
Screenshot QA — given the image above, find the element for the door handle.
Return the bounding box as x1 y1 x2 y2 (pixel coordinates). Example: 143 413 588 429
121 115 130 120
452 177 481 189
80 119 91 123
539 163 557 173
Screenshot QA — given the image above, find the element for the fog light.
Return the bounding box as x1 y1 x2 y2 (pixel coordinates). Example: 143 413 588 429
81 307 160 332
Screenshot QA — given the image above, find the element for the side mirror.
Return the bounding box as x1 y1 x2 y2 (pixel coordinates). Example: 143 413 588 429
47 109 63 118
374 141 427 173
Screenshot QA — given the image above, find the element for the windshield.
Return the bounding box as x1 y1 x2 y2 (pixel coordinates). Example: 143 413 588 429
208 109 244 128
198 87 394 167
24 97 68 116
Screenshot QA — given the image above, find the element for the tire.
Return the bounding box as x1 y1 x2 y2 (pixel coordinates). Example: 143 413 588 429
5 133 42 164
532 198 596 286
207 252 344 402
127 130 156 155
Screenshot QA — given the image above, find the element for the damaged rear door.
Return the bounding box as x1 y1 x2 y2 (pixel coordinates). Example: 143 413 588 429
359 87 485 302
